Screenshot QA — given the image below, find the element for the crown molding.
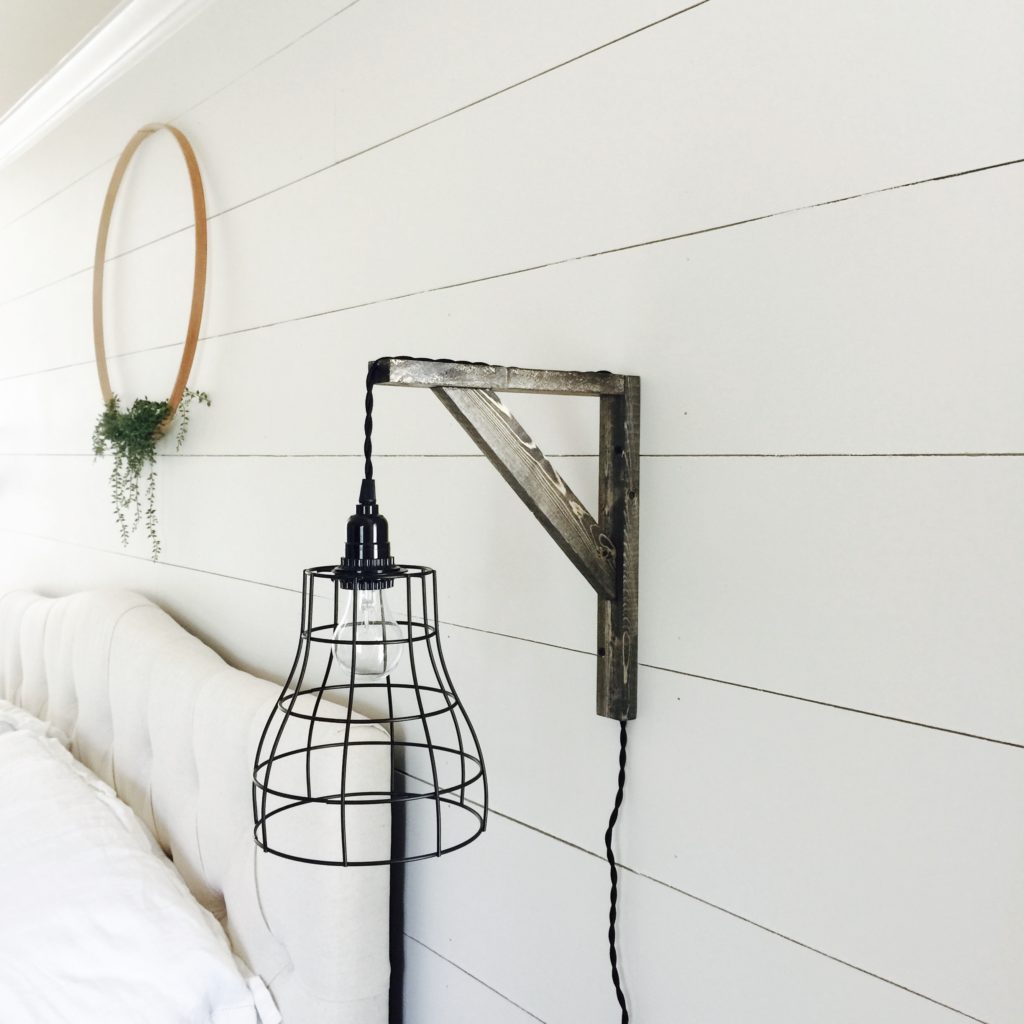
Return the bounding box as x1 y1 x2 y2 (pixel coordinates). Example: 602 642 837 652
0 0 213 170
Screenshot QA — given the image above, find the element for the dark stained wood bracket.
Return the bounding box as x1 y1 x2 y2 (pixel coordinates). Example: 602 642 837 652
374 358 640 721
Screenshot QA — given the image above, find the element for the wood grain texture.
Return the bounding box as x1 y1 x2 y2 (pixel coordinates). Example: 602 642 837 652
597 377 640 719
378 357 624 396
433 386 616 600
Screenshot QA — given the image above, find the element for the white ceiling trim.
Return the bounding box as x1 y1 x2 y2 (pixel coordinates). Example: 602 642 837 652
0 0 214 170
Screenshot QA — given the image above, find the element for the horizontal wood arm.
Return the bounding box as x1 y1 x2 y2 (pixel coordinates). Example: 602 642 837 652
374 357 625 396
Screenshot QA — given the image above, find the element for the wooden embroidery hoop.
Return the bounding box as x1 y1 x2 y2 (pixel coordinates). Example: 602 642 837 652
92 123 208 435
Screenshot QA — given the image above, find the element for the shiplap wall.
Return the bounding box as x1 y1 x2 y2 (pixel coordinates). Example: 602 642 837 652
1 2 1022 1021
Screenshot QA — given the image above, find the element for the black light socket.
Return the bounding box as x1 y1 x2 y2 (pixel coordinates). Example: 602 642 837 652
338 479 395 589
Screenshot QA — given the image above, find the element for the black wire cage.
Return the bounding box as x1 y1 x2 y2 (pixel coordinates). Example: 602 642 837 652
254 358 495 865
253 559 488 866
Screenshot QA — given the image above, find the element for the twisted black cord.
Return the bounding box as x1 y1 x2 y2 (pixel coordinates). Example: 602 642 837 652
363 361 379 482
605 719 629 1023
363 356 499 485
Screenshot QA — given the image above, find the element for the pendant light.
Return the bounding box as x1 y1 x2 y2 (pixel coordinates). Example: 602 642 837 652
252 363 488 865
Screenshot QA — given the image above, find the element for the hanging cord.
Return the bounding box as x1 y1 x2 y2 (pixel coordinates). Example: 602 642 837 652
363 361 378 483
605 719 629 1023
362 356 500 489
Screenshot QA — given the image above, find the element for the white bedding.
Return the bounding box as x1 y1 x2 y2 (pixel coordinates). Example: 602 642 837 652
0 697 69 744
0 718 279 1024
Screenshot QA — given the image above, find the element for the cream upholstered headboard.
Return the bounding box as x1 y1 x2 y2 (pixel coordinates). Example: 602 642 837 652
0 589 391 1024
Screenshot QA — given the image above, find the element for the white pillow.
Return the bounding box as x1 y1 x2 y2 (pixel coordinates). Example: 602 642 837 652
0 698 69 745
0 730 278 1024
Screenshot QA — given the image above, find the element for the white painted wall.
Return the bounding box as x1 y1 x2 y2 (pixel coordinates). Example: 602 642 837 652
1 2 1022 1022
0 0 122 116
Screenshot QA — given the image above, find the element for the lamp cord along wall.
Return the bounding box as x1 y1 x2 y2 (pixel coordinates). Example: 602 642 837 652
606 719 630 1023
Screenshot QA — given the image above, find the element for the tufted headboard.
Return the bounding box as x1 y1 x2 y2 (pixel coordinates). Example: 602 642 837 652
0 589 391 1024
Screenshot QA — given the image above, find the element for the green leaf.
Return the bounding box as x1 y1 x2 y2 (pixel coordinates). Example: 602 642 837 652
92 388 210 560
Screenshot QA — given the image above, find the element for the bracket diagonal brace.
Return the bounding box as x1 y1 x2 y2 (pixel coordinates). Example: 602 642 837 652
436 387 617 600
375 358 640 721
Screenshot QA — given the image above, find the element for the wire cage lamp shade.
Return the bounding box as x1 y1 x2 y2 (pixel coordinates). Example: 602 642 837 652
253 359 488 865
253 558 488 865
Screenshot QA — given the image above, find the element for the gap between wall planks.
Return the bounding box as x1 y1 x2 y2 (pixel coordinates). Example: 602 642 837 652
4 0 1021 321
0 0 711 240
4 154 1019 464
3 152 1016 394
2 450 1023 750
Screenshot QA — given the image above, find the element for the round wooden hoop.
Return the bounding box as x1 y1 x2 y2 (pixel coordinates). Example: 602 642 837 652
92 123 208 429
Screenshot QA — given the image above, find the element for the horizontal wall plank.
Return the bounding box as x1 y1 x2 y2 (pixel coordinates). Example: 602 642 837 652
3 0 1021 326
2 454 1022 745
2 163 1022 455
0 0 697 299
402 937 543 1024
419 640 1023 1023
404 813 990 1024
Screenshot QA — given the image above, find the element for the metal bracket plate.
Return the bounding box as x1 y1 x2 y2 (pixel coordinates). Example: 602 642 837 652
375 358 640 720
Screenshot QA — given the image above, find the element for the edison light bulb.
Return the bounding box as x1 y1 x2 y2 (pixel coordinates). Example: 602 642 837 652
332 589 405 683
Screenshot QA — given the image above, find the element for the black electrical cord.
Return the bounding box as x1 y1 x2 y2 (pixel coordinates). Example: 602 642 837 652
363 361 378 482
605 719 629 1023
362 356 495 484
365 355 631 1020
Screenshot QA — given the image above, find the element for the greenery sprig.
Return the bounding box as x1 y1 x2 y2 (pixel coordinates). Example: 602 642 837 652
92 388 210 560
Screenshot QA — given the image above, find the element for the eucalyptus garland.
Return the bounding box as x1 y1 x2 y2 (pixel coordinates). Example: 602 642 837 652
92 388 210 560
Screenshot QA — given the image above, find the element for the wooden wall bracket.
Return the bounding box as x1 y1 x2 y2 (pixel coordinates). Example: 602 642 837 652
374 358 640 721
